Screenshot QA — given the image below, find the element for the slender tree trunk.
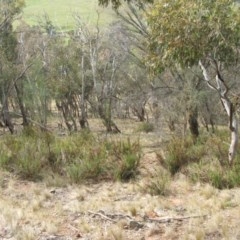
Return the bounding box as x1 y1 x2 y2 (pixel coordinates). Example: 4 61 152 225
1 86 14 134
188 107 199 139
199 60 238 164
221 97 238 164
2 100 14 134
98 98 120 133
80 56 88 129
14 83 29 126
56 101 73 132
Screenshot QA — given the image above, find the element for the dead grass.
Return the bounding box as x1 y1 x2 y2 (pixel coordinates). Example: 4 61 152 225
1 170 240 239
1 120 240 239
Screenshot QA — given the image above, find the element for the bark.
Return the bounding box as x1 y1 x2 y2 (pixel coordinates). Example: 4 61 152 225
56 101 74 132
98 100 121 133
2 99 14 134
14 83 29 126
199 61 238 164
80 56 89 129
201 101 215 133
188 107 199 139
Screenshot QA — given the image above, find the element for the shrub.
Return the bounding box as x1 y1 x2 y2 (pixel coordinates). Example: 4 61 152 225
0 129 142 183
67 145 108 183
182 129 240 189
114 153 140 181
136 122 154 133
110 139 141 182
164 135 206 175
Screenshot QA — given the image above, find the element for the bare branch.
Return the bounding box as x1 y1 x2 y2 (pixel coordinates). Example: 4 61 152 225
198 61 217 91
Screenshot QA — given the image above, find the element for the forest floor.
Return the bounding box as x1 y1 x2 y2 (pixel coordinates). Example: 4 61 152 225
0 119 240 240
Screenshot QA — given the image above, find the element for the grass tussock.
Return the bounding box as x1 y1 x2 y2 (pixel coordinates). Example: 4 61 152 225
164 135 206 175
163 130 240 189
136 122 154 133
144 169 171 196
0 127 141 183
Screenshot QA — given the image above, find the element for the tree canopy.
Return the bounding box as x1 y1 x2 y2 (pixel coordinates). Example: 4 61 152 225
147 0 240 71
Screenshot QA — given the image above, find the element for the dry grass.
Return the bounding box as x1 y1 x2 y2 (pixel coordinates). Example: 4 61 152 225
1 171 240 239
1 119 240 239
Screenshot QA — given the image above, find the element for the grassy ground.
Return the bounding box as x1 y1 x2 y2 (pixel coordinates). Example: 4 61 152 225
23 0 117 29
1 119 240 239
2 170 240 239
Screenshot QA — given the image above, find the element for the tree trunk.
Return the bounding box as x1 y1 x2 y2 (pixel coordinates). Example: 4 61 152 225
1 86 14 134
188 107 199 139
98 99 120 133
14 83 29 126
221 98 238 164
199 60 238 164
2 100 14 134
79 56 89 129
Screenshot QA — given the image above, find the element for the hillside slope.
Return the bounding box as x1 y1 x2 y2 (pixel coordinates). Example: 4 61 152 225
23 0 116 29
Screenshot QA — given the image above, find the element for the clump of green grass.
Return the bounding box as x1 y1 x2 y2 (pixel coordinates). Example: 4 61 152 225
164 135 206 175
185 159 240 189
0 129 141 183
110 138 141 182
173 130 240 189
66 143 108 183
63 136 141 183
136 122 154 133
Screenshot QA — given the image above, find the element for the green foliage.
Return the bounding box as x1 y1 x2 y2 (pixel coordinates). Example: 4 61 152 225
67 158 103 183
186 159 240 189
0 134 47 180
136 122 154 133
164 135 206 175
17 142 43 180
181 129 240 189
147 0 240 71
0 130 141 183
110 139 141 181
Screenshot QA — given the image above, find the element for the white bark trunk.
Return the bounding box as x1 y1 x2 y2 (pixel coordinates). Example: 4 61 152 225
221 98 238 164
229 118 238 163
199 61 238 164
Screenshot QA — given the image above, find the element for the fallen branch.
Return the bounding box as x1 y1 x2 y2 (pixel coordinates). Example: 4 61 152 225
145 214 207 223
88 210 117 223
88 210 207 227
104 212 133 220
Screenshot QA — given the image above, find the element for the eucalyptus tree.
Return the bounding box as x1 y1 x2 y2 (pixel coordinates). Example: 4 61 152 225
113 3 153 122
74 16 125 133
0 0 26 133
47 36 85 132
15 23 53 129
147 0 240 163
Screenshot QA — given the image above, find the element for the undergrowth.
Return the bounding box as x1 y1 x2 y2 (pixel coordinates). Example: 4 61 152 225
0 127 141 183
143 169 171 196
136 122 154 133
164 129 240 189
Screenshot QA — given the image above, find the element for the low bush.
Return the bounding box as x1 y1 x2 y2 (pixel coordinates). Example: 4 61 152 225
136 122 154 133
0 129 141 183
177 129 240 189
164 135 206 175
110 139 141 181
